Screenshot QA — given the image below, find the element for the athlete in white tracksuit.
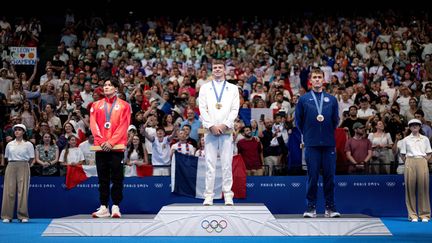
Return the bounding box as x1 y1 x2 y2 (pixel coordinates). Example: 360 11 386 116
198 60 240 205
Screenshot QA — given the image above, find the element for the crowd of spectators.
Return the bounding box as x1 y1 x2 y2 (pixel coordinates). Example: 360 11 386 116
1 9 432 176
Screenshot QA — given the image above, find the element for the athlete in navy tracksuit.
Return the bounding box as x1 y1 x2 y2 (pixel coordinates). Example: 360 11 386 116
294 69 340 218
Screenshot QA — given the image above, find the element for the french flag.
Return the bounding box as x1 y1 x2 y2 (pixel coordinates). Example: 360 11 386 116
65 164 153 189
151 92 172 114
171 152 246 199
238 108 274 126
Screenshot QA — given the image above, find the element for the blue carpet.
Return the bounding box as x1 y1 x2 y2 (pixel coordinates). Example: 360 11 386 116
1 218 432 243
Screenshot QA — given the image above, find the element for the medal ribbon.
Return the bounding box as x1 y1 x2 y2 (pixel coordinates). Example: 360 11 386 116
311 91 324 116
211 80 226 105
104 97 117 125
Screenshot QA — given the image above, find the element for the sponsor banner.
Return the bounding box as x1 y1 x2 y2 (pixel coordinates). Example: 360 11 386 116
0 175 424 218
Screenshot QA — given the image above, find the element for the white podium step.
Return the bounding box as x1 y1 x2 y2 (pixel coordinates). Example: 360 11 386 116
43 203 391 236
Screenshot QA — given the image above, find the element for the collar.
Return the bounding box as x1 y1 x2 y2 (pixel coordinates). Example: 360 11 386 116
104 95 117 103
408 133 422 139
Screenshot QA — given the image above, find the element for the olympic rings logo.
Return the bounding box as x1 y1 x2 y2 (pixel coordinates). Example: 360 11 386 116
291 182 301 187
154 183 163 188
386 182 396 187
201 219 228 233
338 182 348 187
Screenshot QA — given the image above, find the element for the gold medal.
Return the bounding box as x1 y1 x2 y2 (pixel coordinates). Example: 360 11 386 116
216 103 222 109
317 115 324 122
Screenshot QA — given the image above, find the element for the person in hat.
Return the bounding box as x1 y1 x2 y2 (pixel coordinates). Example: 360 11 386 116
198 59 240 206
400 118 432 222
89 79 131 218
126 124 137 145
345 122 372 174
295 68 340 218
1 124 34 223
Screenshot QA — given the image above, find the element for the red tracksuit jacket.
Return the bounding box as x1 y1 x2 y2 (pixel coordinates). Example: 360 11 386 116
89 96 131 150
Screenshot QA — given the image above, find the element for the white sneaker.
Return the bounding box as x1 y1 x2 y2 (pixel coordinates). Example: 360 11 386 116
20 218 29 223
92 205 110 218
422 218 429 223
303 209 317 218
2 219 11 223
203 197 213 206
324 209 341 218
411 218 418 222
111 205 121 218
224 196 234 206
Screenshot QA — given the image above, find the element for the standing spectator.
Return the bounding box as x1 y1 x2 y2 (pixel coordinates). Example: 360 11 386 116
237 126 264 176
170 129 196 157
295 69 340 218
35 133 59 176
79 132 95 165
141 123 178 176
180 108 201 142
340 105 364 137
260 117 280 175
1 124 34 223
345 122 372 174
58 135 85 167
124 135 148 166
368 121 394 174
419 86 432 123
414 110 432 140
400 119 432 222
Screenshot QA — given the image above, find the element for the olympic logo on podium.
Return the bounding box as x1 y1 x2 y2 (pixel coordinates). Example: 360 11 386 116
201 219 228 233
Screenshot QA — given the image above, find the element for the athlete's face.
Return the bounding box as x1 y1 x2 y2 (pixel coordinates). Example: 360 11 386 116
310 73 324 90
103 80 117 97
212 64 225 80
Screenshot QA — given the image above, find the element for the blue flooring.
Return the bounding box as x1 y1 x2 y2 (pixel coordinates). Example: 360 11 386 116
1 218 432 243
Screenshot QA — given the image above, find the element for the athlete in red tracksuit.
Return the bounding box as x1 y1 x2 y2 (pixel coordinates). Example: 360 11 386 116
90 79 131 218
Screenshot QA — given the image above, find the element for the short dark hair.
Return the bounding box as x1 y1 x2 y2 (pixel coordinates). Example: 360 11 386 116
415 109 425 117
241 125 252 133
156 126 165 132
104 78 119 88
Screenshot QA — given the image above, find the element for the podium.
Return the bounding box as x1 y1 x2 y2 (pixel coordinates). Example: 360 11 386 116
43 203 391 236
